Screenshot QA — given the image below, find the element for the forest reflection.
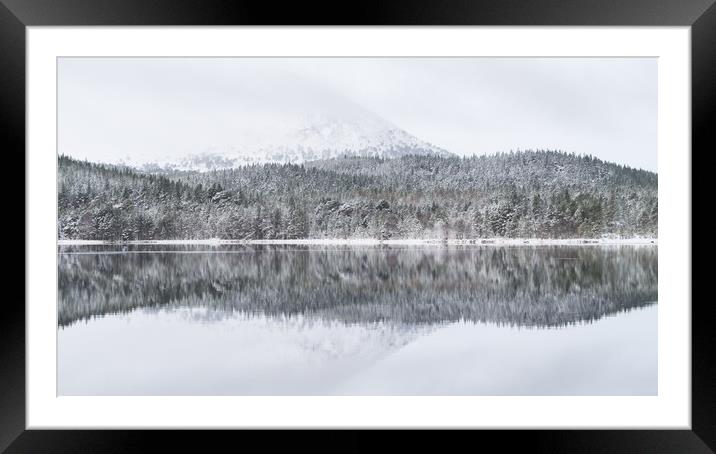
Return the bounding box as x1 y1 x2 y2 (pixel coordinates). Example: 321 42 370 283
58 245 657 328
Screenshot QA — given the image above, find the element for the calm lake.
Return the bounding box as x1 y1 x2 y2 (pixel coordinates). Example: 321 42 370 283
58 244 657 396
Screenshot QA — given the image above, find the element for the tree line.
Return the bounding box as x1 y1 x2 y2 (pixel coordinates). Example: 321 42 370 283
57 150 657 241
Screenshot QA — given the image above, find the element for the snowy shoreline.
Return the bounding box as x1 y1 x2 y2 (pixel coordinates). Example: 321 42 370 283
58 238 657 246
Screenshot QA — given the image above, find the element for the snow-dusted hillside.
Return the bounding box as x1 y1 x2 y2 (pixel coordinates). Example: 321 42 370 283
138 109 452 172
261 113 451 162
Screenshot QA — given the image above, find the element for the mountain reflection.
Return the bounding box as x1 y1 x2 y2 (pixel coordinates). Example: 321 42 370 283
58 245 657 328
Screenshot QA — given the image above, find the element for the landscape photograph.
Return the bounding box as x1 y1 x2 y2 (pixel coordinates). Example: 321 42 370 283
57 57 657 395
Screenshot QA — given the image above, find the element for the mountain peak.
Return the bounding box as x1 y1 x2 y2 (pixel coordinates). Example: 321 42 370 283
131 84 453 171
144 113 452 172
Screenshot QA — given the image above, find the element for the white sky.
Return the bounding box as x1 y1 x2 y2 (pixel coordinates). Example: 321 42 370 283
58 57 657 171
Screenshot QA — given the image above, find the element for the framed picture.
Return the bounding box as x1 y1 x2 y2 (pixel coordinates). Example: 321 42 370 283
6 0 712 451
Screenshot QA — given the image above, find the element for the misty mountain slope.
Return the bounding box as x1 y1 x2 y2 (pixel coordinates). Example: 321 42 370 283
134 89 452 171
258 113 453 161
58 150 657 240
145 119 452 172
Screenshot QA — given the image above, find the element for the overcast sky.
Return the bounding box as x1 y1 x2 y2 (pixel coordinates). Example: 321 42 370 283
58 57 657 171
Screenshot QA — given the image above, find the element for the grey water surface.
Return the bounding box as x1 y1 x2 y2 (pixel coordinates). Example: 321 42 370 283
57 244 657 396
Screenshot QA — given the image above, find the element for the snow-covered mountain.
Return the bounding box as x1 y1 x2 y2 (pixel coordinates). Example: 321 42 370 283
78 63 460 172
262 112 451 162
135 102 452 172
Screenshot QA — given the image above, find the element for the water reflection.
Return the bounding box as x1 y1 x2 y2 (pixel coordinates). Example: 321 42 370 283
58 245 657 328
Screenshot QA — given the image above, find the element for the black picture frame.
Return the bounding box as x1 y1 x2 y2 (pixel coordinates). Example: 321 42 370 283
3 0 712 451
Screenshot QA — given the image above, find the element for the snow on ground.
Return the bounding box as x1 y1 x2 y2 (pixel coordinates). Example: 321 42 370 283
58 237 658 246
